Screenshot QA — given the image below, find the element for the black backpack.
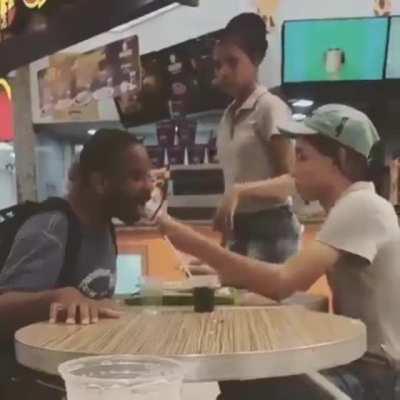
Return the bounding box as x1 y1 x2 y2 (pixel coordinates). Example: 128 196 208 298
0 197 117 287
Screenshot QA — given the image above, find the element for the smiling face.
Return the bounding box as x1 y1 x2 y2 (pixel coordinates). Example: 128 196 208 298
102 144 153 225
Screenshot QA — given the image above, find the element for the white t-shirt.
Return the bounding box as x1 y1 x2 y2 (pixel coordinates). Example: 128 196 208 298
217 85 292 213
317 182 400 355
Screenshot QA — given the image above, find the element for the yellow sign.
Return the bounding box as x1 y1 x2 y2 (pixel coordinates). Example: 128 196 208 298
0 0 16 30
0 0 48 31
0 78 12 100
23 0 48 9
256 0 280 31
374 0 392 16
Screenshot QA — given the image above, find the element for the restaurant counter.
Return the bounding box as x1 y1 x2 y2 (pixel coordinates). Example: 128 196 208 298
115 221 331 307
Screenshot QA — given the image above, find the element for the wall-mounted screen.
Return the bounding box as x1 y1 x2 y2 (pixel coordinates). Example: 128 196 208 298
386 16 400 78
283 17 389 83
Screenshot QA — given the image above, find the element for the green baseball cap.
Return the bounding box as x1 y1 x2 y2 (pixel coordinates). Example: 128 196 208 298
278 104 380 159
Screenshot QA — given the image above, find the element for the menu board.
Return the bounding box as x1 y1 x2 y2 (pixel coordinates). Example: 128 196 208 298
116 30 230 127
37 35 140 121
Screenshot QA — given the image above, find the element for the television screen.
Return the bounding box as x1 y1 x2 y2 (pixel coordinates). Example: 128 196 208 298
283 18 389 83
386 17 400 78
116 30 230 127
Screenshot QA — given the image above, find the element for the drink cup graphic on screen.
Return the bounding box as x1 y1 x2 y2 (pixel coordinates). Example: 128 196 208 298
325 48 346 77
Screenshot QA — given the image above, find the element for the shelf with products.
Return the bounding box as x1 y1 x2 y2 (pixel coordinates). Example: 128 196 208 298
113 27 233 168
128 109 223 169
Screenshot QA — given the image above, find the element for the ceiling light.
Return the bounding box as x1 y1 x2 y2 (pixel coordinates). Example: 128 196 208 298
87 129 97 136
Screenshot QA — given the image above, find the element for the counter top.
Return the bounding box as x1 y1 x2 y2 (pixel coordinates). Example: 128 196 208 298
116 218 323 234
116 220 214 232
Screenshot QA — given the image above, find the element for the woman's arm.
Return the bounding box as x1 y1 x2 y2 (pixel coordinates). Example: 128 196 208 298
236 173 296 204
214 174 296 235
269 135 295 176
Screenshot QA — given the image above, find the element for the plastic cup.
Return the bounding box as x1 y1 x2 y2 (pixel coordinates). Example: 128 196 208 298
59 355 183 400
188 145 205 164
140 277 163 313
193 287 215 313
167 146 185 165
189 276 220 313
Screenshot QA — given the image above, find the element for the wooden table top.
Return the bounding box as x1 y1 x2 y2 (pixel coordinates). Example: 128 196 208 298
15 306 366 382
236 291 329 312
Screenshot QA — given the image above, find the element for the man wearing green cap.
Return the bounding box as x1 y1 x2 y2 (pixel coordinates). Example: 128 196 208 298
157 104 400 399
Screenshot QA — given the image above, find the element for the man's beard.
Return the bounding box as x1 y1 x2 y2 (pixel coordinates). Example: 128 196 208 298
119 209 141 225
109 194 143 226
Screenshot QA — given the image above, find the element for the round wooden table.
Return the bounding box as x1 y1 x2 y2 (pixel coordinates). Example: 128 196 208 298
15 306 366 383
236 291 329 312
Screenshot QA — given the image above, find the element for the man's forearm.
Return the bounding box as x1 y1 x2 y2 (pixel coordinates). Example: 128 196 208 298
0 290 55 340
238 174 296 203
161 218 291 300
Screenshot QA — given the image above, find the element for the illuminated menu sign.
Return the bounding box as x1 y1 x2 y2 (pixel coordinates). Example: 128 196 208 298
0 78 14 141
0 0 16 30
37 35 140 121
23 0 48 9
0 78 11 99
0 0 48 31
0 0 172 77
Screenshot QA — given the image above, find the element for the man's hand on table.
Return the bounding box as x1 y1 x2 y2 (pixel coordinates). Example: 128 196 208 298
49 287 123 325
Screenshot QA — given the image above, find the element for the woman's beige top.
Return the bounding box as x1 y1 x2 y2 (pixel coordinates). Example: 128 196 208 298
217 85 292 213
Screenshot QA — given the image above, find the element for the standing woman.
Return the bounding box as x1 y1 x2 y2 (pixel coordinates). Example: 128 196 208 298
214 13 300 263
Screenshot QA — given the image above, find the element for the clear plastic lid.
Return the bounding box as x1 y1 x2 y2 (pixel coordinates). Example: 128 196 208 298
58 355 183 388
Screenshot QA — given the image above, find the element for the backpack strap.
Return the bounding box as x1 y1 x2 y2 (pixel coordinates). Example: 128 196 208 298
0 202 41 272
39 198 82 287
109 222 118 255
43 199 118 285
1 197 117 287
